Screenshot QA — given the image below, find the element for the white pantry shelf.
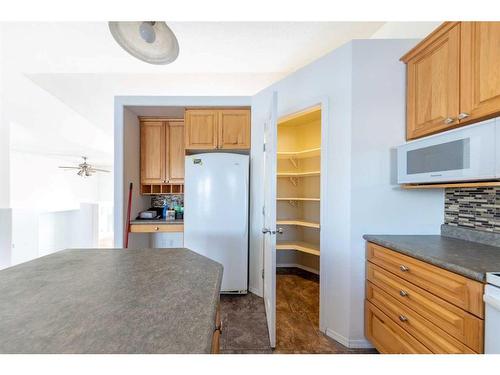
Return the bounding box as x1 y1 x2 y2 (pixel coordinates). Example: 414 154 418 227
276 197 320 202
277 171 320 178
276 241 320 256
277 148 321 159
276 219 320 229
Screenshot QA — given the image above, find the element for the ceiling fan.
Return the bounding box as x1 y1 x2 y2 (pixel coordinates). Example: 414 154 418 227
58 156 110 178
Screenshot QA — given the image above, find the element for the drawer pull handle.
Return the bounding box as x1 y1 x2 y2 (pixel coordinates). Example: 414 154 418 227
399 315 408 322
154 226 159 231
399 290 409 297
399 265 410 272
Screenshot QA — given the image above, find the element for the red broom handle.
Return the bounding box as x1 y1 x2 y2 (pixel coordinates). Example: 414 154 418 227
124 182 133 248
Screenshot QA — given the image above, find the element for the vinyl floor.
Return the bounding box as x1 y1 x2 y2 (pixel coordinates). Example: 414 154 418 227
219 267 377 354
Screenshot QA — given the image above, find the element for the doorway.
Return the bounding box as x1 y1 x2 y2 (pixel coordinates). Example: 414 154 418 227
274 106 324 352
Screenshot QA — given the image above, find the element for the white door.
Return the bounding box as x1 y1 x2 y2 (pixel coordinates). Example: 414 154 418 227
262 92 278 347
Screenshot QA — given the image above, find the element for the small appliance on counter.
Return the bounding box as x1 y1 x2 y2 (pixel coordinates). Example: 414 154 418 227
138 210 159 219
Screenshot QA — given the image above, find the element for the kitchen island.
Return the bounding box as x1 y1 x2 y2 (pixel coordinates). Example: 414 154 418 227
0 248 223 353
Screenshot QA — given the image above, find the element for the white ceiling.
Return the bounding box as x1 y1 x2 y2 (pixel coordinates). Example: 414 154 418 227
2 21 440 163
7 22 385 74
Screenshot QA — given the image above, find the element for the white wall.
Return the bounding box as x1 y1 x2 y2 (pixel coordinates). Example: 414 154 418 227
251 39 443 347
0 209 12 268
122 107 150 248
10 151 100 211
0 24 9 209
0 26 114 267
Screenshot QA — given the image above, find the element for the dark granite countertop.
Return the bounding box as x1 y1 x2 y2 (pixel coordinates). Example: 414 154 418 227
363 235 500 282
130 219 183 225
0 248 222 353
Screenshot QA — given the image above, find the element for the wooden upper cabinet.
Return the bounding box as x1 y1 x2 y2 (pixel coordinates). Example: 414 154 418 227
185 108 251 150
402 22 500 140
184 110 218 150
218 109 251 149
402 23 461 140
140 121 165 184
460 22 500 124
140 120 185 186
167 121 185 183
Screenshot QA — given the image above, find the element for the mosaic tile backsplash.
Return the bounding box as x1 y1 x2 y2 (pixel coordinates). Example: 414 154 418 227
151 194 184 208
444 187 500 233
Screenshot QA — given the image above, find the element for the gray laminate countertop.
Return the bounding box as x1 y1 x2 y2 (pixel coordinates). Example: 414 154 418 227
363 235 500 282
0 248 223 353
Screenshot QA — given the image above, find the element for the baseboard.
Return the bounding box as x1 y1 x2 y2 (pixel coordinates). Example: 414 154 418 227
325 328 374 349
248 285 263 297
276 263 319 275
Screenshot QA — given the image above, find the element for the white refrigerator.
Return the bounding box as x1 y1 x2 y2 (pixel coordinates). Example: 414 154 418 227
184 153 249 293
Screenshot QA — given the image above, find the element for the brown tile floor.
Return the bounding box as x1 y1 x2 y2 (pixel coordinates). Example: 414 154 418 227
220 267 376 354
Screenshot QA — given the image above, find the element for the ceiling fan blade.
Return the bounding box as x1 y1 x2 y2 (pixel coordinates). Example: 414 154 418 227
59 166 80 170
91 168 111 173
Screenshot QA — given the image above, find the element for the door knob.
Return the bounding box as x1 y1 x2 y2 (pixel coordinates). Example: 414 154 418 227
262 228 278 235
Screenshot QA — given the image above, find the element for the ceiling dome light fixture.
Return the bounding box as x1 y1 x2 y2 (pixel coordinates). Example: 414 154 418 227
108 21 179 65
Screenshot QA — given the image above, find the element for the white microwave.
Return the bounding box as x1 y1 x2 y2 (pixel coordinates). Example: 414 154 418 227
397 117 500 184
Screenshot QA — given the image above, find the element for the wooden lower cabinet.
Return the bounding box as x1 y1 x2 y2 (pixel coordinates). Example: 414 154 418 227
366 242 484 318
365 301 431 354
365 242 484 354
366 262 483 352
367 282 475 353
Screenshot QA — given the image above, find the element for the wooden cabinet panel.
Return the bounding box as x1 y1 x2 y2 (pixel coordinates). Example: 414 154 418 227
460 22 500 124
365 301 431 354
366 282 475 353
140 121 165 184
218 109 251 149
367 262 483 353
129 224 184 233
366 242 484 318
211 303 221 354
185 110 218 150
167 121 185 183
404 23 461 140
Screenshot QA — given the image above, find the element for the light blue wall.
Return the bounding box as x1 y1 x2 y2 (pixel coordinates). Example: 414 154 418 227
251 43 355 342
251 39 443 347
348 39 443 341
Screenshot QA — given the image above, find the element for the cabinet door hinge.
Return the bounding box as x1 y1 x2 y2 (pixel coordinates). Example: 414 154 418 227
261 269 265 279
263 143 266 152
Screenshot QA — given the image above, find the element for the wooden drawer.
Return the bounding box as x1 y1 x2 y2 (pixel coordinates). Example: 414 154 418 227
367 262 483 353
365 300 431 354
366 242 484 318
129 224 184 233
367 281 475 353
